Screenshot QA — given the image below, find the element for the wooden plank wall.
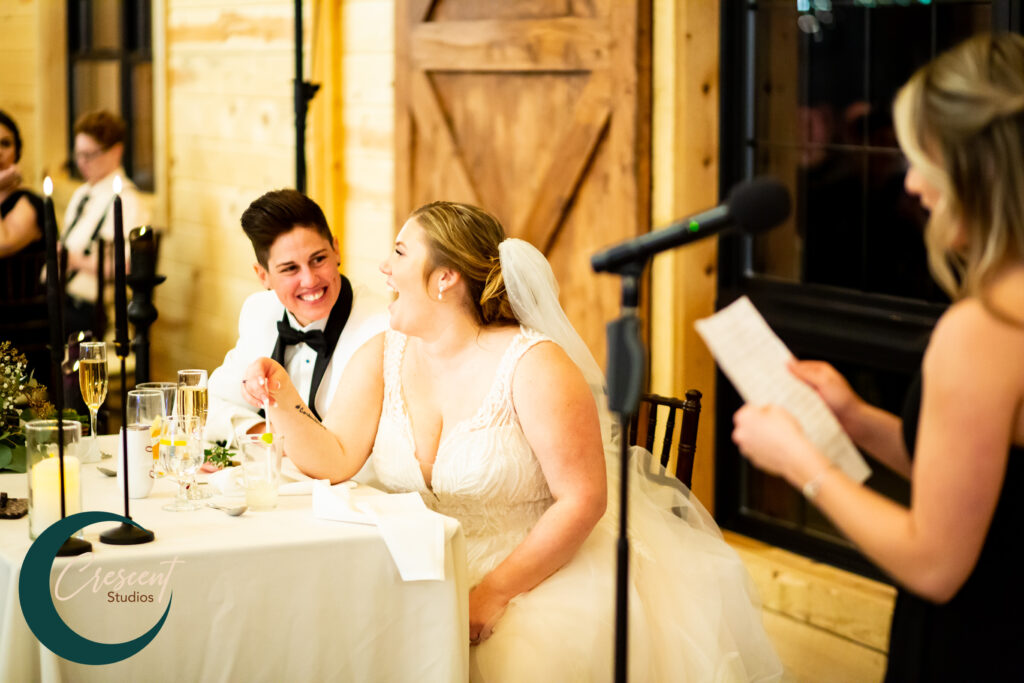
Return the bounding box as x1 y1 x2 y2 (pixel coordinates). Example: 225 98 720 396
649 0 720 512
0 0 74 226
153 0 394 380
152 0 311 378
330 0 395 292
0 0 42 194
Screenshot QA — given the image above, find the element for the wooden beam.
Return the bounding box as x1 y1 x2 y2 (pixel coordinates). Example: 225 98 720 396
395 0 414 224
518 70 611 251
410 0 436 25
411 18 609 72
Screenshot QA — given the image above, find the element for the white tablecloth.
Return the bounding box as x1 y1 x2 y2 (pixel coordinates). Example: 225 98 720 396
0 437 469 682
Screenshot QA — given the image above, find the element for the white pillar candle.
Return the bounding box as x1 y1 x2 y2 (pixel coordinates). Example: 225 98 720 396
29 455 82 539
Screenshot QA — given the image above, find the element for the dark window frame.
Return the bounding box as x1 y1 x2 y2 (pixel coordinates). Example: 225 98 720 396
67 0 153 191
716 0 1022 578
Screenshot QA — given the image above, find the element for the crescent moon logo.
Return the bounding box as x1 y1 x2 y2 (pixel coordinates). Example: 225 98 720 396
18 511 172 665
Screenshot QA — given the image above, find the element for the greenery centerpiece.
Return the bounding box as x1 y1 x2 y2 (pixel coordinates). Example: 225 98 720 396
0 341 88 473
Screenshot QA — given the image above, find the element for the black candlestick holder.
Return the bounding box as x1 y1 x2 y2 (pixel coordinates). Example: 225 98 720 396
126 227 165 385
100 207 156 546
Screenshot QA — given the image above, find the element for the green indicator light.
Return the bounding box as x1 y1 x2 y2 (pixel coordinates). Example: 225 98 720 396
688 220 700 232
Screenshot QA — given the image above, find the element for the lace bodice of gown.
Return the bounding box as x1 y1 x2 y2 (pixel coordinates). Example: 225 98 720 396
370 327 554 586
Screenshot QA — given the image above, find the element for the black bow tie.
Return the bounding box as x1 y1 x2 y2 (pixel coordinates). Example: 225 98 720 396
275 320 328 354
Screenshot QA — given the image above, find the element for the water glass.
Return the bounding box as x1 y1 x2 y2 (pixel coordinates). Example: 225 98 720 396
238 434 282 511
135 381 177 417
159 416 203 512
118 389 164 498
26 420 83 539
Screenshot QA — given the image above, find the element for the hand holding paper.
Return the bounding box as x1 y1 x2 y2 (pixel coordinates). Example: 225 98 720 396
695 296 871 483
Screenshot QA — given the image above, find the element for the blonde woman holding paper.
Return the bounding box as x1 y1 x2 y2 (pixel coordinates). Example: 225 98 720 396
732 33 1024 682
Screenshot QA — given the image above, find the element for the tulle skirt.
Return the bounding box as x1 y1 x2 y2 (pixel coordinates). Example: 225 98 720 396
470 449 783 683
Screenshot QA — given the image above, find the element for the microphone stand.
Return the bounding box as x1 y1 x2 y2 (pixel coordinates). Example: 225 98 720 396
603 261 646 683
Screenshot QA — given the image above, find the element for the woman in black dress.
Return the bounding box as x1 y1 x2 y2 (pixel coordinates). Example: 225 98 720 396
0 109 43 258
732 33 1024 681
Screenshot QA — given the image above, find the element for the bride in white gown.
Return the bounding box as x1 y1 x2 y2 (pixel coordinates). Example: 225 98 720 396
243 201 782 682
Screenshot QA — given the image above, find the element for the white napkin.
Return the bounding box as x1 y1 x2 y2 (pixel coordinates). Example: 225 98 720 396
312 480 446 582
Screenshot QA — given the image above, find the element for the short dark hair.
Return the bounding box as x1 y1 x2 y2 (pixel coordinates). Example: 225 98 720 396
0 109 23 162
240 189 334 267
73 110 126 149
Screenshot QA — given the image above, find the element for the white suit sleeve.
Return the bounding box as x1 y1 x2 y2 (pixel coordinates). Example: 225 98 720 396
206 296 266 445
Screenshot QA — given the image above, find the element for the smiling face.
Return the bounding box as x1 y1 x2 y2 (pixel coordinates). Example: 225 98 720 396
379 218 448 334
255 226 341 326
0 122 15 171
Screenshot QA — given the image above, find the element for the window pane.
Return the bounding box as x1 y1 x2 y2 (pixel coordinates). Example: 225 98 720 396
747 3 991 303
90 0 121 51
131 63 154 190
72 60 121 124
125 0 152 53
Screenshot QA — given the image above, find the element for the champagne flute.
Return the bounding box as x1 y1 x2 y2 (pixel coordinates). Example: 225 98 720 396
177 369 209 499
176 370 208 431
78 341 108 463
159 415 203 511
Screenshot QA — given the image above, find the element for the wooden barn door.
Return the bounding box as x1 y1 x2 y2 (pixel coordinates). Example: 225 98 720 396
395 0 651 366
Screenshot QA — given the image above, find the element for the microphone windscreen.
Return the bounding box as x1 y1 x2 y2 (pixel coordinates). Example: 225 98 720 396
726 177 791 234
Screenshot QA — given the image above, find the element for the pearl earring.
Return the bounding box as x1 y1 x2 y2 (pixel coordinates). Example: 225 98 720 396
438 287 444 301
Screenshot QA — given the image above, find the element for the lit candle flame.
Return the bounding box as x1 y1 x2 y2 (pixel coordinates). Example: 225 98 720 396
44 176 53 196
113 175 122 195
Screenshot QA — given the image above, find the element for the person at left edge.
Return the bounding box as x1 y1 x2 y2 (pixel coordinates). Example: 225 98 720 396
206 189 389 454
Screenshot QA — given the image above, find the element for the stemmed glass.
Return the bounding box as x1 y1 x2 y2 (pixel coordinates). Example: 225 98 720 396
176 370 208 432
177 370 209 499
78 341 108 463
159 415 203 511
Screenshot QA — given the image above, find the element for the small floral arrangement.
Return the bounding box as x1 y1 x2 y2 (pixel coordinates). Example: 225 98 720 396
0 341 86 473
0 341 30 472
0 341 27 413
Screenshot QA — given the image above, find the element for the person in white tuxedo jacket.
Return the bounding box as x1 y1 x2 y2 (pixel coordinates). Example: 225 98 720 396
207 189 388 449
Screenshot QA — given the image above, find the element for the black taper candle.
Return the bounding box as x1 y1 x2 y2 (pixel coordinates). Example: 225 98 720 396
112 180 130 517
112 183 129 357
44 178 91 556
41 179 66 517
101 177 154 544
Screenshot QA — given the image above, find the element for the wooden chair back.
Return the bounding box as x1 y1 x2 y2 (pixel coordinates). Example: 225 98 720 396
627 390 702 488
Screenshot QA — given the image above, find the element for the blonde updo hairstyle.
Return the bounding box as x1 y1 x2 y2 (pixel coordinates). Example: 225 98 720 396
893 32 1024 299
410 201 518 326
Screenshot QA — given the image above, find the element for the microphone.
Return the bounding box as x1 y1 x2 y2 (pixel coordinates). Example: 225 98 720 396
591 177 791 273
